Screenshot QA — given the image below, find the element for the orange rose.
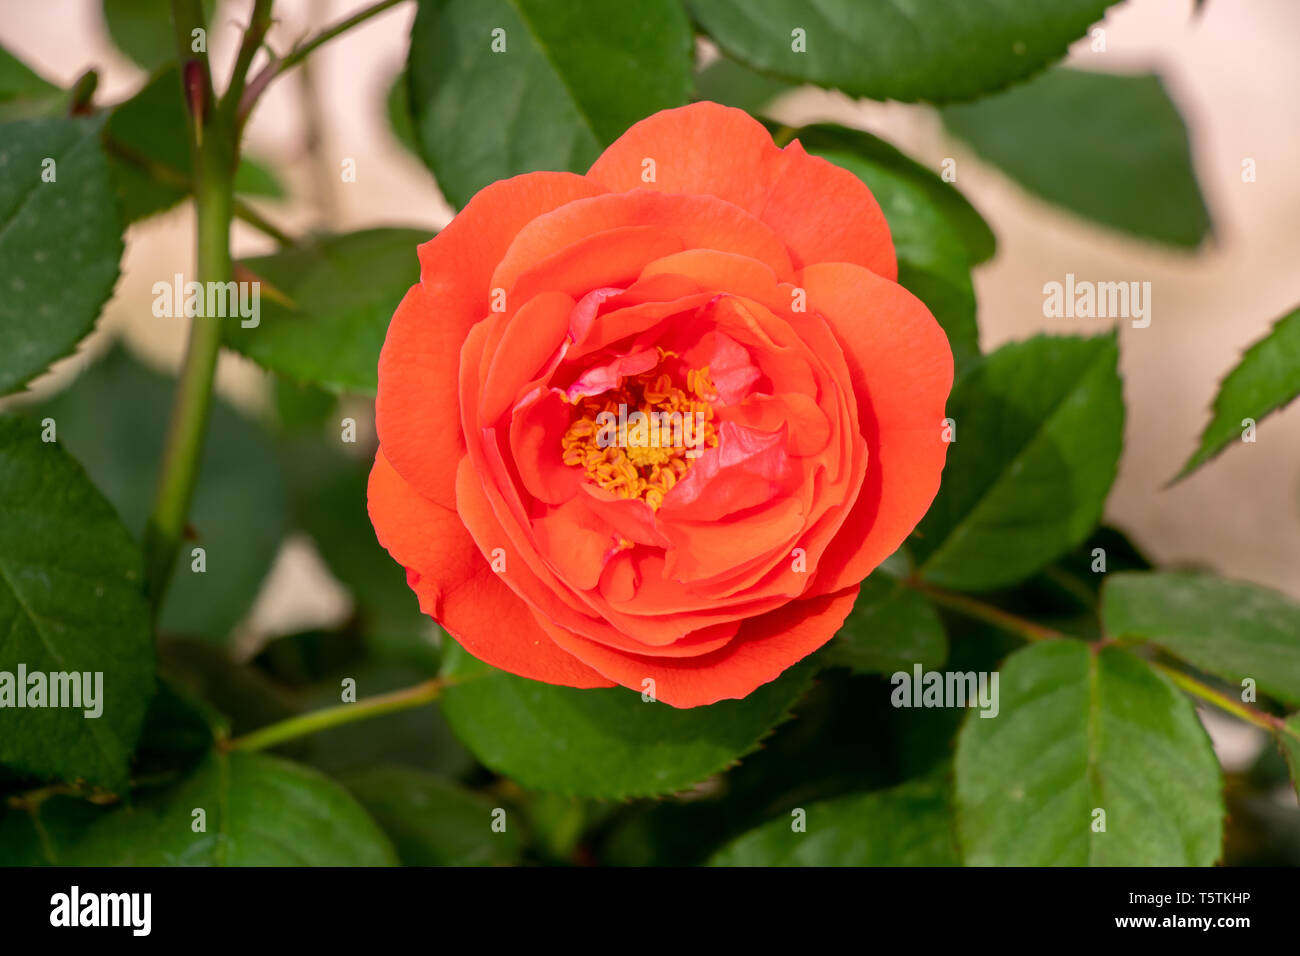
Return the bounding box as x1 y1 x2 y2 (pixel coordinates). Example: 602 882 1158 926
369 103 953 707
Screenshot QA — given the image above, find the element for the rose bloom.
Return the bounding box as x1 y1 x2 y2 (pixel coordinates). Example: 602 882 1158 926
369 103 952 708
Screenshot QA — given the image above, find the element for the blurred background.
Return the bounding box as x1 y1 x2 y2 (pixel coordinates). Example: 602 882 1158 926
2 0 1298 833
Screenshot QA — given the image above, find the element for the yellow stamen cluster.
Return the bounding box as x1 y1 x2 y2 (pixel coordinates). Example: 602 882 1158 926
561 362 720 510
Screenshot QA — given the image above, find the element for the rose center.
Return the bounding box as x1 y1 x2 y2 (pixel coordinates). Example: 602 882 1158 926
560 362 719 510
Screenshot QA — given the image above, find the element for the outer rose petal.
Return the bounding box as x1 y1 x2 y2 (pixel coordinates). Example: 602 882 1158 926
435 565 615 690
368 448 477 605
368 450 612 689
543 587 860 708
375 284 464 508
587 102 896 279
796 262 954 592
377 171 606 507
492 190 796 294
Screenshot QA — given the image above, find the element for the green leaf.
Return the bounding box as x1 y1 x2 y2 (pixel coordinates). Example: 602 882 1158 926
132 676 224 775
223 229 427 394
385 69 419 155
104 65 285 222
694 54 795 117
62 751 398 865
340 766 521 866
1177 305 1300 477
0 795 106 865
0 116 124 394
438 643 813 798
942 68 1211 248
37 346 287 641
913 334 1124 592
233 157 286 200
272 378 338 433
689 0 1116 103
824 573 946 675
1276 715 1300 803
101 0 215 72
282 440 432 650
407 0 694 208
0 46 65 121
1037 524 1151 610
710 774 958 865
814 147 979 373
1101 571 1300 708
157 639 298 738
0 415 153 791
792 124 995 265
525 791 608 861
955 641 1224 865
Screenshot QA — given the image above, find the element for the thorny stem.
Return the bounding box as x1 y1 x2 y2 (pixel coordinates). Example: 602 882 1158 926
100 134 295 245
238 0 406 125
220 0 274 125
144 0 406 598
233 197 295 245
142 0 237 608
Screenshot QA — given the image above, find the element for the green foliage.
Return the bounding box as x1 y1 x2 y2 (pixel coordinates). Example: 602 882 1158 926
37 346 287 642
1277 716 1300 802
438 643 814 798
101 0 216 72
1102 572 1300 707
0 794 108 865
0 46 66 121
824 573 947 675
711 774 959 865
914 334 1125 591
104 65 284 223
689 0 1117 103
792 124 996 265
279 439 432 650
942 68 1212 248
0 116 124 394
61 751 398 865
222 230 428 394
693 54 794 117
0 416 153 791
385 69 419 155
341 766 521 866
955 641 1224 865
1178 305 1300 477
407 0 693 207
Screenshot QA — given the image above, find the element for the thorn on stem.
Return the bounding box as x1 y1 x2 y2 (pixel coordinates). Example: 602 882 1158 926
182 59 209 143
68 69 98 116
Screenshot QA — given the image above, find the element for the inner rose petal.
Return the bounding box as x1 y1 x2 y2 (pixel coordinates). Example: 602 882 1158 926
560 349 721 511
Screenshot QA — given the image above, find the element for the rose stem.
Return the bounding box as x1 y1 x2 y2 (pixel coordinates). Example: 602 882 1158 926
223 678 450 753
141 1 261 608
238 0 408 126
